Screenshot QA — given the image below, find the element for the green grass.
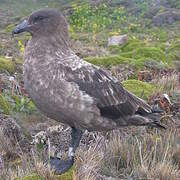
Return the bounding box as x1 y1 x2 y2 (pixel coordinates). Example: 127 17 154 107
119 47 165 61
15 174 43 180
85 55 133 68
122 80 156 100
108 36 175 68
110 39 147 53
0 94 10 115
85 42 169 69
16 167 74 180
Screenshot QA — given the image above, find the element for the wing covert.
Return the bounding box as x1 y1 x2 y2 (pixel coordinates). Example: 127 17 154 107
55 55 151 120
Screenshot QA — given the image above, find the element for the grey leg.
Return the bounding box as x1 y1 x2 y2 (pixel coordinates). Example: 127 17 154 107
49 127 83 175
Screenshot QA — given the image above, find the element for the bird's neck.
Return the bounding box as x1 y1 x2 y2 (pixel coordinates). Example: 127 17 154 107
26 34 72 64
33 32 70 49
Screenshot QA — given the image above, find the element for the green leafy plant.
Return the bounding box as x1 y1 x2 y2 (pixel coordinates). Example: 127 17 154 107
69 3 126 33
13 96 36 114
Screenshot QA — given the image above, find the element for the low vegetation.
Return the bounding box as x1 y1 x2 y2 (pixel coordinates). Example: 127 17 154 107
122 80 156 100
0 94 10 115
0 0 180 179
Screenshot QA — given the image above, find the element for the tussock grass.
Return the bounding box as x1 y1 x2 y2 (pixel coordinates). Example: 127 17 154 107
100 129 180 179
1 128 180 179
152 72 179 95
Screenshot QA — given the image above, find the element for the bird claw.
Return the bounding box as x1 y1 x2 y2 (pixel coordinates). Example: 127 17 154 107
48 156 74 175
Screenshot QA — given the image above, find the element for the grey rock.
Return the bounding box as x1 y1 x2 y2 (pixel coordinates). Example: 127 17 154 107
108 35 128 46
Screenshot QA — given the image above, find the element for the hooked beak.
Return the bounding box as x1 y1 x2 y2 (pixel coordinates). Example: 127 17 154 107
12 19 29 37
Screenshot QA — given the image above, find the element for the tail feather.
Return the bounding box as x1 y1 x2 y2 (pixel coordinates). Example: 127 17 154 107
150 121 166 129
126 91 166 129
146 112 166 129
127 114 166 129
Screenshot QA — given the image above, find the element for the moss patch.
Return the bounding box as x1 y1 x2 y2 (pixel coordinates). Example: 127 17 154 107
0 94 10 115
122 80 156 100
15 174 43 180
109 39 146 54
85 51 167 69
16 167 74 180
120 47 165 62
0 57 22 74
56 167 74 180
85 55 133 68
108 38 172 69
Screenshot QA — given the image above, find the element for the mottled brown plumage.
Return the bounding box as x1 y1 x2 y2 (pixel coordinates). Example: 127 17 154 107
12 9 165 174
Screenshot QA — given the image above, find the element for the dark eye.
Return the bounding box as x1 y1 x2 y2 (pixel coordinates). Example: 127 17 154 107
34 16 46 23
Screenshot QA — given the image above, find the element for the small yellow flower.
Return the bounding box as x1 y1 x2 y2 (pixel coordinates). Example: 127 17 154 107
18 40 24 53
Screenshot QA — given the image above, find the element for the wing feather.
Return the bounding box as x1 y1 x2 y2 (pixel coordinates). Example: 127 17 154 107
57 56 152 120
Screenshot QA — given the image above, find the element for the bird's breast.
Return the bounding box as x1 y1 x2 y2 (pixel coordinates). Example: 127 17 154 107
22 57 99 128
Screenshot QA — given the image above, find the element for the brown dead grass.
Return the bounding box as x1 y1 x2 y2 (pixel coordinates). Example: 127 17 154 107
1 128 180 179
75 128 180 179
104 129 180 179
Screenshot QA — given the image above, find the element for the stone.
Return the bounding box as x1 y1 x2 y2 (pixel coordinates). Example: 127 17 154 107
108 34 128 46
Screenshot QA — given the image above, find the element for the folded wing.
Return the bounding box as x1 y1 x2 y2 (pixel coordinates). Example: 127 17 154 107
60 57 152 120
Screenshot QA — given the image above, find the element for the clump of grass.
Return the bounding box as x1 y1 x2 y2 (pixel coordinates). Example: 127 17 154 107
153 72 179 93
75 142 103 180
101 129 180 179
2 152 75 180
134 162 180 180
